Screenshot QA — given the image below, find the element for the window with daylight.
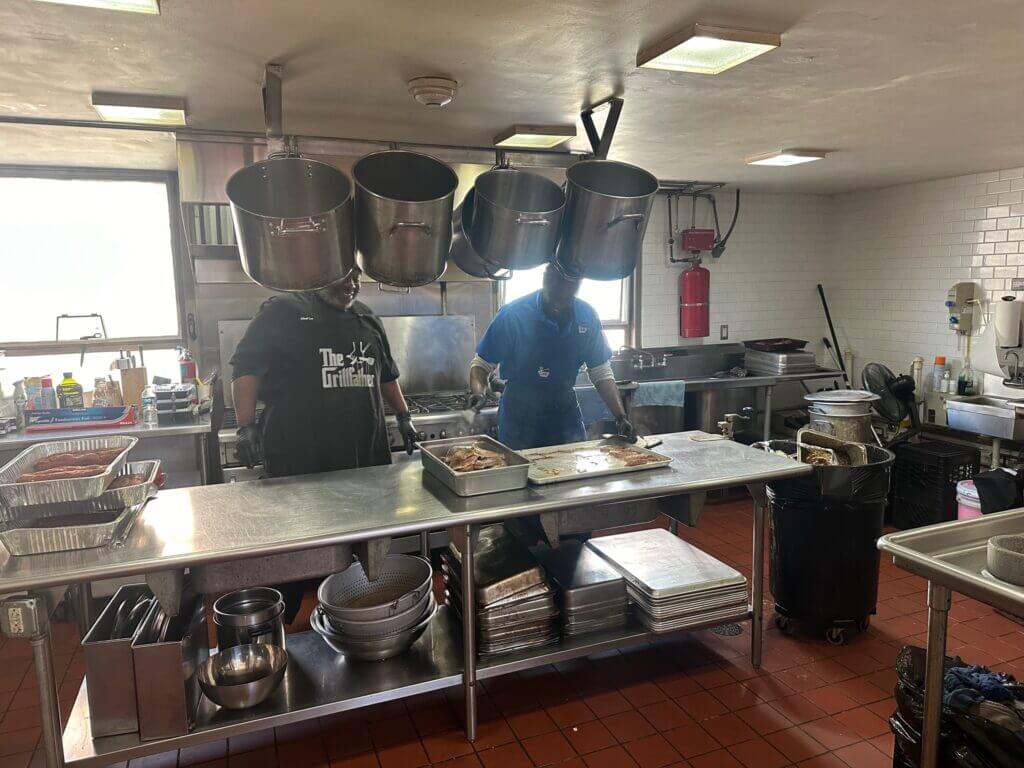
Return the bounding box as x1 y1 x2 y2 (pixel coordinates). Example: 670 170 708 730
500 266 630 351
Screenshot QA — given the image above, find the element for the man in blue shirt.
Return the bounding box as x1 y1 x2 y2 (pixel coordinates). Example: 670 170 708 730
468 265 634 449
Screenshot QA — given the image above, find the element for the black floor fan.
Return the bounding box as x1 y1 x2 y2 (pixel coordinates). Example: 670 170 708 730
862 362 920 447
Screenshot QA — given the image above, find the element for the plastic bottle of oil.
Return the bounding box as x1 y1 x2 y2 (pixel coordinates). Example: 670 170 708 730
57 372 84 409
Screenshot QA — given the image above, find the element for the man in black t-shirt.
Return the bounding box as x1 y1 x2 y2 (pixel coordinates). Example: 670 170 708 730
230 267 418 478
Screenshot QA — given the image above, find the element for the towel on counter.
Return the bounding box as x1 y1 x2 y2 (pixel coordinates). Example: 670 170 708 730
631 380 686 408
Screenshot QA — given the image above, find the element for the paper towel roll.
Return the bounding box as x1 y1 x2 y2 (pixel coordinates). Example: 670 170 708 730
974 320 1006 377
995 297 1022 347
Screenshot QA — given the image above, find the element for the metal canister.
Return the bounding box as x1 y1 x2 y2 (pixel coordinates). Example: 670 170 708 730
213 587 286 651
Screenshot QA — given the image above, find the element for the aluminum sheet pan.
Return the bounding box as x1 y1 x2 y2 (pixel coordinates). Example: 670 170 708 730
419 435 529 496
630 588 749 619
531 540 627 608
637 603 749 633
443 525 546 603
520 437 672 485
0 435 138 509
587 528 747 600
0 504 139 556
4 461 160 525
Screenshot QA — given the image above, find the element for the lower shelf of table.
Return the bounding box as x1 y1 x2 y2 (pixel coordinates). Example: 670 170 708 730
62 603 753 767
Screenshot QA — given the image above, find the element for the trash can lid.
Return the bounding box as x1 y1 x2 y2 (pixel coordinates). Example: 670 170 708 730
956 479 979 502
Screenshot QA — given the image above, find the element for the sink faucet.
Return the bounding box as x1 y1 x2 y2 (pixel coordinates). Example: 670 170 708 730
619 346 656 369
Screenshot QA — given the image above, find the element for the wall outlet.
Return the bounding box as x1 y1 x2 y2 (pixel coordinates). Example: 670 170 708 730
720 324 729 340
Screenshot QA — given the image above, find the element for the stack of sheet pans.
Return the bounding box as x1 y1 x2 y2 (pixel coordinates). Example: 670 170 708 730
586 528 748 633
744 348 817 376
443 524 559 655
532 540 629 638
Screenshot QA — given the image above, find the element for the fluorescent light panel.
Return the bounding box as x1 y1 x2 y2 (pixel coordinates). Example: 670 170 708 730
34 0 159 13
91 93 187 125
494 124 576 149
746 149 825 167
637 23 780 74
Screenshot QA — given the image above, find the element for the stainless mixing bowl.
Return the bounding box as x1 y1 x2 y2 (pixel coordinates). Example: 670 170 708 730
197 643 288 710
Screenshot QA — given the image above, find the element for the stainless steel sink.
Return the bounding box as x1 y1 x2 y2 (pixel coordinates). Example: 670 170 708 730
946 395 1024 439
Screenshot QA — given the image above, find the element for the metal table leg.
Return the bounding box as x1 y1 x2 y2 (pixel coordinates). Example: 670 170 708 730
747 482 768 668
460 523 478 741
991 436 1002 469
419 530 430 558
921 582 951 768
763 386 774 442
33 632 65 768
73 581 93 640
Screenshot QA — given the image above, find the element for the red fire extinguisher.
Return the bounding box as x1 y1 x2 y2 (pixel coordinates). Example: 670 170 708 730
679 263 710 338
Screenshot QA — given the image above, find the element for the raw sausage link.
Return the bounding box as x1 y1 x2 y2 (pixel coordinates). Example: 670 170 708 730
33 449 121 472
17 465 109 483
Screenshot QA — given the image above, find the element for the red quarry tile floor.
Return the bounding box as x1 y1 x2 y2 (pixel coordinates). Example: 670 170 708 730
4 496 1024 768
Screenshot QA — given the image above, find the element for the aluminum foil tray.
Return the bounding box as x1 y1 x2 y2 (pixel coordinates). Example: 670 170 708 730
586 528 747 600
520 437 672 485
0 504 139 556
4 461 160 525
0 435 138 510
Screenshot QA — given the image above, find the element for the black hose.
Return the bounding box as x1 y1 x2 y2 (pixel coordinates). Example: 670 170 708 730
817 284 851 387
712 189 740 258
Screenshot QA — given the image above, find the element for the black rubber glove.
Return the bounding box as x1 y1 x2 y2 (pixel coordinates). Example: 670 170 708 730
235 425 263 468
397 413 418 455
615 415 636 442
467 393 487 412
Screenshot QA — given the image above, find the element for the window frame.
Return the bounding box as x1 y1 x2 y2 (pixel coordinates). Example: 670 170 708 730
498 272 632 352
0 165 188 359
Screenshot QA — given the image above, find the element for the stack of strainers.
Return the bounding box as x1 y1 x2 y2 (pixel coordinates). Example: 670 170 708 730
443 524 559 656
532 540 629 638
312 554 435 661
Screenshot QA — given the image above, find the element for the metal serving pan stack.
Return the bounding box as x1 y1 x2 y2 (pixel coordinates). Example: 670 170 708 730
744 348 817 376
532 540 629 638
443 524 559 655
587 528 748 633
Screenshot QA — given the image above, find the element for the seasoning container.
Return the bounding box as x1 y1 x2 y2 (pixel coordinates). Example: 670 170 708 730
932 356 949 391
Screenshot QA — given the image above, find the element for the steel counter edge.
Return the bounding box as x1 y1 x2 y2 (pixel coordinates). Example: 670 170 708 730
0 432 811 594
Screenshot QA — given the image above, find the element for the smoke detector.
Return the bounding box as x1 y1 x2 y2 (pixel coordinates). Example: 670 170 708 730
408 76 458 107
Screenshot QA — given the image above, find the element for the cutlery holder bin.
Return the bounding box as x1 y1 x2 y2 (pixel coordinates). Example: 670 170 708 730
81 583 153 738
132 594 208 741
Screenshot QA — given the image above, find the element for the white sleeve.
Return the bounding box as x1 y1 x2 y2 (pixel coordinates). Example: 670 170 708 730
587 360 615 385
470 354 496 374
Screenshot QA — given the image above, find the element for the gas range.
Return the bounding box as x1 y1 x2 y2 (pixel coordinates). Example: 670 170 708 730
385 392 499 449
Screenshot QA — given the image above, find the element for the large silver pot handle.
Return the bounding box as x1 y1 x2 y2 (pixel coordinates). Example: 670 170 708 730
270 217 325 236
377 283 412 294
387 221 432 238
516 215 551 226
607 212 645 230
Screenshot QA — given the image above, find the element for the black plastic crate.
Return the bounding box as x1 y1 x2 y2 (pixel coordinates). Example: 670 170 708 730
891 440 980 530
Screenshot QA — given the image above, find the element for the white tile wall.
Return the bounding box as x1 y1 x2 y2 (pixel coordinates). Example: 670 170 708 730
638 167 1024 390
640 191 834 361
830 167 1024 384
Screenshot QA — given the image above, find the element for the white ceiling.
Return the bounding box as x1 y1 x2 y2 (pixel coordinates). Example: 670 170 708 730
2 0 1024 193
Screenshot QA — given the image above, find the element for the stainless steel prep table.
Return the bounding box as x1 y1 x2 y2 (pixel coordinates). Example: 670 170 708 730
0 431 809 768
878 509 1024 768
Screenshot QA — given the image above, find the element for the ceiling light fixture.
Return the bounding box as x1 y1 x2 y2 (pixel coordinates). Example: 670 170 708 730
637 23 780 74
494 125 576 149
746 149 826 167
91 93 187 125
34 0 159 13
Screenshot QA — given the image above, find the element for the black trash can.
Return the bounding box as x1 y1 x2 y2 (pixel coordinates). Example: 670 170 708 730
761 439 894 644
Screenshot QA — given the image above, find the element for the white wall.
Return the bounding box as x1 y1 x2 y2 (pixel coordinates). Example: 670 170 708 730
830 169 1024 385
639 191 834 363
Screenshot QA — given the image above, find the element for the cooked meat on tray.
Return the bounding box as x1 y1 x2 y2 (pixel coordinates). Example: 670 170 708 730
17 465 109 483
600 444 663 466
443 445 508 472
33 448 122 472
108 473 149 490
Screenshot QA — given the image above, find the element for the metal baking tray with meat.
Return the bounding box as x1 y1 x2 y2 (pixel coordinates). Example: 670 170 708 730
419 435 530 496
4 460 161 525
519 437 672 485
0 503 140 556
0 435 138 509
